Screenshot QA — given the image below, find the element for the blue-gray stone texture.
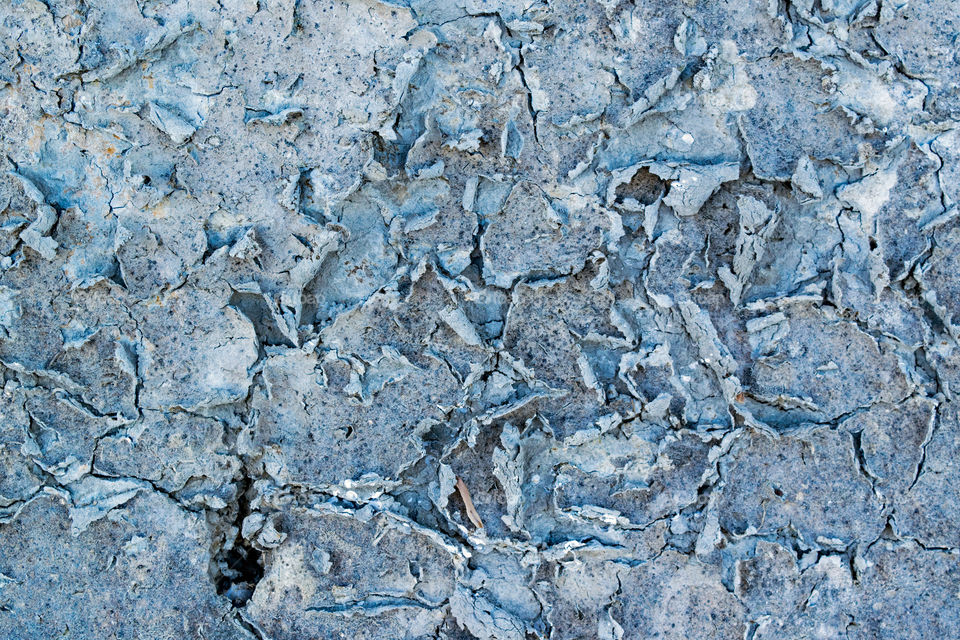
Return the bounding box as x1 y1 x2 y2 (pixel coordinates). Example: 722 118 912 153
1 0 958 638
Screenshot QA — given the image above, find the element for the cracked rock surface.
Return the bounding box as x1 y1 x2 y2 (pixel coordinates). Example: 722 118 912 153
1 0 959 638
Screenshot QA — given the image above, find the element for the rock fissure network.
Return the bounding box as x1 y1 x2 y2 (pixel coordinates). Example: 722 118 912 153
1 0 959 638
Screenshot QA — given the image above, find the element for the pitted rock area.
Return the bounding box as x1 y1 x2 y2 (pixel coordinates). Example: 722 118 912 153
1 1 959 638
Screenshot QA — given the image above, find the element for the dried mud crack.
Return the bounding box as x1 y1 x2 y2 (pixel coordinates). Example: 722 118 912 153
1 0 960 639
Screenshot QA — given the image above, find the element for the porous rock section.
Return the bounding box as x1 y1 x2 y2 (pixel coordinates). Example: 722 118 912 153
1 1 959 638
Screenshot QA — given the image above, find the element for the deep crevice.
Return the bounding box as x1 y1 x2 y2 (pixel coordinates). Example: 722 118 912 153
214 474 263 608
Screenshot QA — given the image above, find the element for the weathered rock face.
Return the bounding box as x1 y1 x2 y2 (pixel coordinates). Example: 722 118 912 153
1 0 958 638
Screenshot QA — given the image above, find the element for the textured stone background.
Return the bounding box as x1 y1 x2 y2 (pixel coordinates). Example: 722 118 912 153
1 0 959 638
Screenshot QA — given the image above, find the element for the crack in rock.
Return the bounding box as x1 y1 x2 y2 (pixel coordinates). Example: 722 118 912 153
1 0 959 637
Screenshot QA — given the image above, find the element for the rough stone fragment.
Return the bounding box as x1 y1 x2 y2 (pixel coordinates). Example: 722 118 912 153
481 182 614 288
745 305 911 426
874 0 960 120
0 491 245 639
555 430 713 527
247 347 452 487
739 54 884 180
94 409 240 507
244 506 457 639
134 281 258 411
851 541 960 639
894 401 960 548
612 551 747 639
717 428 885 546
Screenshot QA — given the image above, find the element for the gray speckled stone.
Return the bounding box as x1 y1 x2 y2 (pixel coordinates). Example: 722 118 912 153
1 0 958 637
